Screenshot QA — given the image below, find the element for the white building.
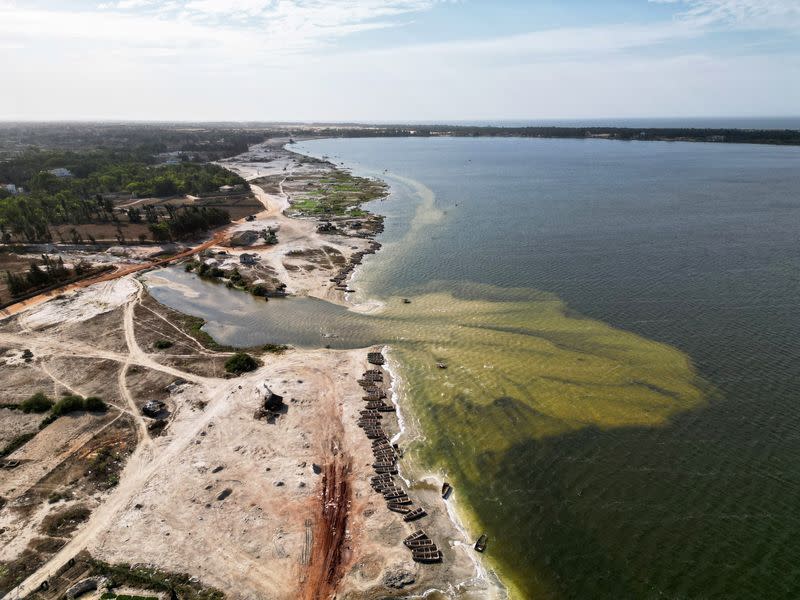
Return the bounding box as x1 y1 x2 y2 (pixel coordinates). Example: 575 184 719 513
48 168 73 178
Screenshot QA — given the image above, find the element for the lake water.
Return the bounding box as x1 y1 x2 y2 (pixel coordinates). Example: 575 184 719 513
149 137 800 599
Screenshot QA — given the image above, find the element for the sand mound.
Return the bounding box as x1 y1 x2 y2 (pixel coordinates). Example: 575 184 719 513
22 278 138 329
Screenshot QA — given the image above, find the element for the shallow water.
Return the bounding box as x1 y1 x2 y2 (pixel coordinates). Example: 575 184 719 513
150 137 800 599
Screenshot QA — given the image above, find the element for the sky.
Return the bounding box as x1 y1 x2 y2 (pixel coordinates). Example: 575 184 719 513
1 0 799 121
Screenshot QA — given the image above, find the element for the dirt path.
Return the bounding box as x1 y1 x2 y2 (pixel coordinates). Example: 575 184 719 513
119 286 154 453
5 320 243 597
303 460 352 600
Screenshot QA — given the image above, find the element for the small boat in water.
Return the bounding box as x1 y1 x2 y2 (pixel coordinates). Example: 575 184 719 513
441 482 453 499
436 361 447 369
474 534 488 552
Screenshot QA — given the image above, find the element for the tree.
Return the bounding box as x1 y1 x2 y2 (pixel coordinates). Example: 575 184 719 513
224 352 259 375
126 207 142 223
149 222 171 242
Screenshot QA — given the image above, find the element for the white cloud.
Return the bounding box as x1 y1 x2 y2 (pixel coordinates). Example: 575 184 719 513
0 0 798 120
652 0 800 30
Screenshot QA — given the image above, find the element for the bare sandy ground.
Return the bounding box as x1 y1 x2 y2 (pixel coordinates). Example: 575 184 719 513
0 140 502 600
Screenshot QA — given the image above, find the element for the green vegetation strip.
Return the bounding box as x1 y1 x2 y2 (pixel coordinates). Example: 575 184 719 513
287 169 386 216
87 558 224 600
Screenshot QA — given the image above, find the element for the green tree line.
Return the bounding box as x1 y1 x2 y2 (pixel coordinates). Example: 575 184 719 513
0 149 244 242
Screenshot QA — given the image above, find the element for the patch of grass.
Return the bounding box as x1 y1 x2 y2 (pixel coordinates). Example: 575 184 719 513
0 432 36 457
153 339 173 350
47 490 73 504
288 168 387 216
40 504 91 536
224 352 259 375
87 558 224 600
86 446 125 490
262 343 289 354
0 549 45 596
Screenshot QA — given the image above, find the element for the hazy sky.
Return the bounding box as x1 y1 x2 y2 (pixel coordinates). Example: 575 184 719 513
2 0 799 121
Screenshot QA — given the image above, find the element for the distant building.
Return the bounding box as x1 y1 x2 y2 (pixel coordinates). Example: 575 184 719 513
48 168 73 178
3 183 17 194
219 185 235 193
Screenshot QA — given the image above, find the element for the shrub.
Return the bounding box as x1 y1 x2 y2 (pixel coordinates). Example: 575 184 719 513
84 396 107 412
262 344 289 354
224 352 258 374
51 395 86 417
19 392 53 413
153 339 173 350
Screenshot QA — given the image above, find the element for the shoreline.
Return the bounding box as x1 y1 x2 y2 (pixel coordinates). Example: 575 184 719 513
285 141 508 599
0 137 507 600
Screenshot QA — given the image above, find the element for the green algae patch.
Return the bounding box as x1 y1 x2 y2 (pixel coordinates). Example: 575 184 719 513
384 290 706 444
375 289 710 600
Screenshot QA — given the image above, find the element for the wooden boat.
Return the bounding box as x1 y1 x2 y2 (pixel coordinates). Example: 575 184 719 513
403 530 428 546
386 496 412 505
403 507 427 522
367 352 385 365
474 534 488 552
411 549 443 564
376 405 396 413
441 482 453 499
406 538 435 548
374 466 398 475
387 503 411 514
366 401 390 410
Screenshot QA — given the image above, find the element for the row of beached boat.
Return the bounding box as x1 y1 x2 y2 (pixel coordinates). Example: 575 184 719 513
357 352 488 563
403 530 443 563
356 353 440 564
329 240 382 292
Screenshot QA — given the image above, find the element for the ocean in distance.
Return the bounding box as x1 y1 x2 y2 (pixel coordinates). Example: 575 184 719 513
151 136 800 599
